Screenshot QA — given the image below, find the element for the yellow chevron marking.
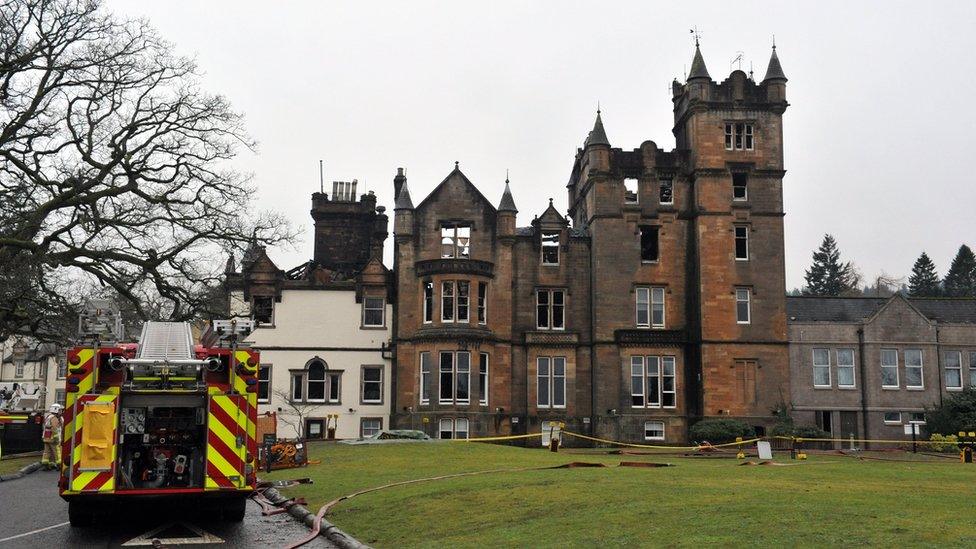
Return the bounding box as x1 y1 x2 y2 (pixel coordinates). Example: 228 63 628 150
214 397 245 431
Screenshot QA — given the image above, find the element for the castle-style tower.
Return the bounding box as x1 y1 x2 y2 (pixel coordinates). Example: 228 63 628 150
311 180 388 273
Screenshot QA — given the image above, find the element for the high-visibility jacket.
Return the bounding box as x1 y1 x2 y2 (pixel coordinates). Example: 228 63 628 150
42 413 62 443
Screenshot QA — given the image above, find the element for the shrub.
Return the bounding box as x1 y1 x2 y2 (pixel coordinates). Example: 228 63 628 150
689 418 755 443
924 387 976 435
928 433 960 453
769 423 829 440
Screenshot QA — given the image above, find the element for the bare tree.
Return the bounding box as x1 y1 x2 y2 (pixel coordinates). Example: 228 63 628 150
272 388 316 439
0 0 294 341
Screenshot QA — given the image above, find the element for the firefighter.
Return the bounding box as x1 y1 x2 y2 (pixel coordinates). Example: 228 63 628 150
42 403 63 470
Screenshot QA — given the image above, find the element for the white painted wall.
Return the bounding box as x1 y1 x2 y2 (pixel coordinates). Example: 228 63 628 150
239 289 392 439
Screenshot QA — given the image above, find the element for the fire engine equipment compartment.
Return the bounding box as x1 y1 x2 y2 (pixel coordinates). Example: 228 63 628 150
117 394 206 489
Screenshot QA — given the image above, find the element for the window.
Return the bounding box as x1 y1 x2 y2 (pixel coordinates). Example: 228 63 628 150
732 173 748 201
441 282 455 322
258 364 272 404
306 419 324 439
631 356 676 408
817 411 833 434
456 281 470 322
659 180 673 205
420 352 431 404
441 225 470 258
640 226 659 262
479 353 489 406
541 232 560 265
945 351 963 389
636 287 665 328
55 389 66 407
536 289 565 330
908 412 926 424
734 226 749 260
252 296 274 325
905 349 923 389
883 412 902 424
361 418 382 438
724 123 754 151
624 178 639 204
362 296 385 327
15 362 24 378
881 349 899 388
327 372 341 403
439 351 470 404
423 281 434 323
735 288 751 324
734 359 757 406
644 421 665 441
438 418 469 440
477 282 487 324
290 373 303 401
307 361 326 403
971 352 976 387
836 349 855 388
812 349 831 387
56 357 67 379
362 367 382 403
537 357 566 408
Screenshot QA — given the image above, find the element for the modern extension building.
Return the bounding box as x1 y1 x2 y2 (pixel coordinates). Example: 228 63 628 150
390 44 792 443
226 183 393 440
787 294 976 444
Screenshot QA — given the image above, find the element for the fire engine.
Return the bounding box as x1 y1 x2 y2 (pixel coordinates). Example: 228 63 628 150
59 303 260 526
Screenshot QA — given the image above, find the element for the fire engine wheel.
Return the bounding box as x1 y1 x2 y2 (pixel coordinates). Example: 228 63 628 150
68 501 94 527
221 497 247 522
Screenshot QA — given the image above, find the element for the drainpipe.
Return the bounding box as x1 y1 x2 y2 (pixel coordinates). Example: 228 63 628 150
935 323 943 408
856 328 868 444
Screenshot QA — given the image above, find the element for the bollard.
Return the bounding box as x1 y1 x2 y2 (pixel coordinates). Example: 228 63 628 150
795 438 806 460
735 436 745 460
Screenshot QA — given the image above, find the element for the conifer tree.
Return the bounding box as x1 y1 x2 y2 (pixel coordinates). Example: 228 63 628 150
943 245 976 297
803 234 859 296
908 252 942 297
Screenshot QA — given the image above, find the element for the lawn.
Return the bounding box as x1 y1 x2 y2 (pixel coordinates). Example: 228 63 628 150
264 442 975 547
0 454 37 475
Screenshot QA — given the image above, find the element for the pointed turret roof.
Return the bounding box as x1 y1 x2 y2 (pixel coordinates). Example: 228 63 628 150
762 45 787 82
585 110 610 148
498 177 518 213
687 44 710 80
394 180 414 209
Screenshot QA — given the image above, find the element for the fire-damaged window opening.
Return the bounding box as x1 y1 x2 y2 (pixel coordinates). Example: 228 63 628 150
541 232 560 265
536 289 565 330
441 224 471 259
734 225 749 260
732 172 748 201
659 179 673 205
423 281 434 323
477 282 487 324
640 226 659 262
725 123 754 151
624 178 639 203
419 352 431 404
252 296 274 324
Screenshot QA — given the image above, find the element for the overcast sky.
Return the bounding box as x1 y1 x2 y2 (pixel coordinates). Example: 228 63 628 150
110 1 976 289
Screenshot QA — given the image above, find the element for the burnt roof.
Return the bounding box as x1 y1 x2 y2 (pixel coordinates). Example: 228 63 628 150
787 295 976 324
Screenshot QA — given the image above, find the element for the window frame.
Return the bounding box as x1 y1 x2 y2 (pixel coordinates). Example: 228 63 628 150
623 178 639 204
361 366 383 404
257 364 272 404
640 225 659 263
541 231 560 265
327 371 341 404
438 351 470 405
290 372 304 402
945 350 963 390
56 357 67 380
970 351 976 388
423 281 434 324
306 361 327 404
360 417 383 438
477 282 487 324
644 420 665 441
440 224 471 259
725 122 755 151
735 288 751 324
420 352 431 405
537 356 566 409
904 349 924 390
836 348 856 389
734 225 749 261
631 355 677 409
479 353 489 406
880 349 899 389
732 172 748 201
456 281 470 323
535 289 566 331
362 296 386 328
883 411 902 425
441 281 455 323
659 179 673 205
812 348 831 388
438 418 469 440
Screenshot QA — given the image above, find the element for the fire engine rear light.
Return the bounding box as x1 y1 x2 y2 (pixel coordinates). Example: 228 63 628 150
68 353 81 365
244 378 257 386
246 356 258 367
66 384 79 393
246 385 257 393
67 376 82 385
68 366 88 374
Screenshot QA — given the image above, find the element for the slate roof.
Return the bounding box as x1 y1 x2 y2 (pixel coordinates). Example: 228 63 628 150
786 296 976 324
585 111 610 148
763 46 787 82
394 181 414 209
688 45 710 80
497 181 517 212
2 343 59 364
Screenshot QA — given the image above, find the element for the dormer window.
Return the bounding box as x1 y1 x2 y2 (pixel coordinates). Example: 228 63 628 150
624 178 639 204
441 224 470 259
541 232 560 265
725 123 754 151
252 296 274 325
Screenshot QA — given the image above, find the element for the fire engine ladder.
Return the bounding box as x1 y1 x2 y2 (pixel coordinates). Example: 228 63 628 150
137 322 195 360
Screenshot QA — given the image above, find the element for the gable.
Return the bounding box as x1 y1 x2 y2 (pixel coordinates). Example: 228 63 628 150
415 167 497 216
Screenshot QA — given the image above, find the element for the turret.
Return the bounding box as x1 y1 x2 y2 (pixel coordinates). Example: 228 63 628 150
496 175 517 237
584 110 611 172
762 45 787 102
394 169 414 239
686 42 711 101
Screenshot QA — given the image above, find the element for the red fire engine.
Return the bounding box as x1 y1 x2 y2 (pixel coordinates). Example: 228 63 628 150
59 304 259 526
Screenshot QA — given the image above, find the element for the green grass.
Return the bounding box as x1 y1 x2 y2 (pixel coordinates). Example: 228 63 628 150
0 454 38 474
264 442 976 547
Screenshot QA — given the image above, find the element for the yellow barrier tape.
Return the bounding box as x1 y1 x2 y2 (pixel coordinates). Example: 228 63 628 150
561 431 763 451
792 437 946 445
453 433 543 443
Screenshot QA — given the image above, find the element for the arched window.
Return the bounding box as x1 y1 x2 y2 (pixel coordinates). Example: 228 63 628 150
307 360 326 402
